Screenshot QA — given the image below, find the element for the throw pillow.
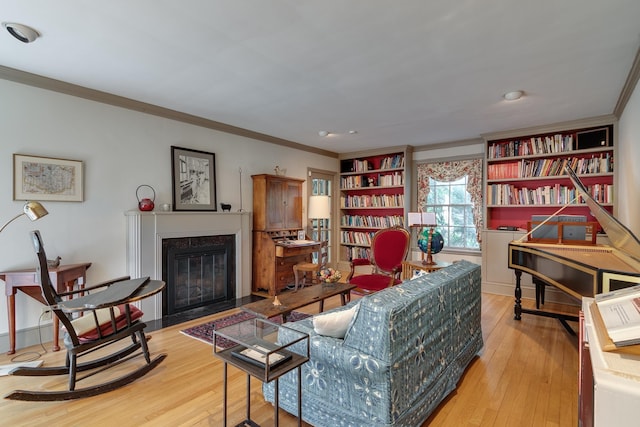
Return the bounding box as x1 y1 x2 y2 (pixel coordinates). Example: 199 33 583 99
411 269 429 280
313 303 359 338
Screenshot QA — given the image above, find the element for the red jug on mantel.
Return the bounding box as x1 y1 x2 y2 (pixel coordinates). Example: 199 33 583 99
136 185 155 211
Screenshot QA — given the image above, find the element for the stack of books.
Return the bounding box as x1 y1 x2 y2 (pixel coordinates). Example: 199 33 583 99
590 284 640 355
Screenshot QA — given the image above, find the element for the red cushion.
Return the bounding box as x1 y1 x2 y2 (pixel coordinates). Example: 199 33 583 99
78 304 144 342
350 274 400 292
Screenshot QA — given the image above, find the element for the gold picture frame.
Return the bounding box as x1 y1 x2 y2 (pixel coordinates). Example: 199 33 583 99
13 154 84 202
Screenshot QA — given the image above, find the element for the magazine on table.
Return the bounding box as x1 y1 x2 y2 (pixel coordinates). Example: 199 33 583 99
594 284 640 346
231 344 292 369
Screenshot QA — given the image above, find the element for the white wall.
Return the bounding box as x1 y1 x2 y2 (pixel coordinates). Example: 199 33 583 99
0 79 337 352
617 82 640 236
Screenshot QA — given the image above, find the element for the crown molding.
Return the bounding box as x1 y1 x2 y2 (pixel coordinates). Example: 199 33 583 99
480 114 617 141
0 65 339 158
614 44 640 118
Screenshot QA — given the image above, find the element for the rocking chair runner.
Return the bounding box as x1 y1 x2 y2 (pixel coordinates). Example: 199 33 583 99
347 226 410 297
5 230 166 401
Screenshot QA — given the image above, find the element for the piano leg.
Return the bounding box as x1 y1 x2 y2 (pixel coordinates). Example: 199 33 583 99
534 278 546 309
513 269 578 335
514 270 523 320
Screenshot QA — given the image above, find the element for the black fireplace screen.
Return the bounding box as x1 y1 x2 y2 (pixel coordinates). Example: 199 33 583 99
162 235 235 316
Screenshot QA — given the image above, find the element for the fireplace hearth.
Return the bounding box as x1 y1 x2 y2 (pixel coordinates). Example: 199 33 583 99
125 211 252 323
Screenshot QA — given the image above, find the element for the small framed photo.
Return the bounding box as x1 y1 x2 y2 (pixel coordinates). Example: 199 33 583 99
13 154 84 202
297 230 306 240
171 146 217 211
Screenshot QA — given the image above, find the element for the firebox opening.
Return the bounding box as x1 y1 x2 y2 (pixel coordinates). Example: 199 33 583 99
162 235 235 318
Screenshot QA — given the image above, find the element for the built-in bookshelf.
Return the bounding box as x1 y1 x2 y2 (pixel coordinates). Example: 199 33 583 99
484 123 615 230
338 147 411 268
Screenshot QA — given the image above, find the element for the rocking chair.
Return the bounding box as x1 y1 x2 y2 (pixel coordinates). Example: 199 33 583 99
5 230 166 401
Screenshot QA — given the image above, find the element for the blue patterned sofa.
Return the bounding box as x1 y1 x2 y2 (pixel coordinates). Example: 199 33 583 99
263 259 483 426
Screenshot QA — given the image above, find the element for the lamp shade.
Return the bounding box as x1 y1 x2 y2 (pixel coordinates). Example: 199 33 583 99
0 201 48 234
408 212 436 227
24 201 48 221
308 195 330 219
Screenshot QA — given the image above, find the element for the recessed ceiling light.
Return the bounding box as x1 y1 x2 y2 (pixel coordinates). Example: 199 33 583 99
2 22 39 43
348 130 358 134
503 90 524 101
318 131 330 137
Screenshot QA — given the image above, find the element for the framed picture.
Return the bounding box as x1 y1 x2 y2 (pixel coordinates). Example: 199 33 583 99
13 154 84 202
171 146 217 211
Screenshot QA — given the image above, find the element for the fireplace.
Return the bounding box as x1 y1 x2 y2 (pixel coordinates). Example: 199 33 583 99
125 211 252 322
162 235 235 316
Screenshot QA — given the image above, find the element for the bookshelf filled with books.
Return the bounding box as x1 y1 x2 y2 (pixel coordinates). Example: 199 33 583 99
338 147 412 268
484 122 615 231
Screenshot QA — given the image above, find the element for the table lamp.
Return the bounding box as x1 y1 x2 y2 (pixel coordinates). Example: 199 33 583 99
307 195 330 242
0 201 48 234
408 211 437 265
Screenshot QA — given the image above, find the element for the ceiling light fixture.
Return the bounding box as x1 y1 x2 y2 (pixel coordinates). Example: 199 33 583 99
318 131 330 137
348 130 358 134
2 22 40 43
503 90 524 101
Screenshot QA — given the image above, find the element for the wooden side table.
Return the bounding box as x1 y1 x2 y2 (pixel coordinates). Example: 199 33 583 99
401 260 451 281
1 262 92 354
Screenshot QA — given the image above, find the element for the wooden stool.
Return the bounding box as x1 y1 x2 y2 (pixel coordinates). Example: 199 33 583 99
292 241 327 291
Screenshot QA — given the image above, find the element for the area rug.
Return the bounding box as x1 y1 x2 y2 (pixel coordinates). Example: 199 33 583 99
180 310 310 349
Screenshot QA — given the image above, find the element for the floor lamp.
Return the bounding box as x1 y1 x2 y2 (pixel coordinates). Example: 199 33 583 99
0 201 48 234
408 211 437 265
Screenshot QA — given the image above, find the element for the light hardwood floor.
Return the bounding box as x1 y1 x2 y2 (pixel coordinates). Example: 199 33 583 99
0 293 579 426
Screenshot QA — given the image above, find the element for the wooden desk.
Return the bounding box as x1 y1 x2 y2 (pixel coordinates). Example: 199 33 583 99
253 232 320 296
1 262 92 354
401 260 451 280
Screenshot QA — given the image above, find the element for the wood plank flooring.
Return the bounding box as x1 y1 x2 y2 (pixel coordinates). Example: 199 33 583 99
0 293 579 426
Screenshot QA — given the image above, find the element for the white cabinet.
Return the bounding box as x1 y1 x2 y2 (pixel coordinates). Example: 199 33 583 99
581 298 640 426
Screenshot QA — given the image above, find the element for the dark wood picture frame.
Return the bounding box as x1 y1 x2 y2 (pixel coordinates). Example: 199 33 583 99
171 146 217 211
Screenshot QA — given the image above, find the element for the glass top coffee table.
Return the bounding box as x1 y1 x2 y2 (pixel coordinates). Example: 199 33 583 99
213 318 309 426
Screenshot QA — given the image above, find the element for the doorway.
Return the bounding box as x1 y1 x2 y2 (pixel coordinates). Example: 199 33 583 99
307 169 335 267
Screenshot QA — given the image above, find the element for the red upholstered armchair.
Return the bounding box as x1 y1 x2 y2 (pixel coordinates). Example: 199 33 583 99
347 226 410 296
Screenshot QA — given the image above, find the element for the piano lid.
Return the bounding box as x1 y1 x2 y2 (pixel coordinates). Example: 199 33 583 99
566 166 640 262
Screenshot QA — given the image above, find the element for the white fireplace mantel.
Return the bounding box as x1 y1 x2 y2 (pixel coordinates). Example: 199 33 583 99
125 210 252 321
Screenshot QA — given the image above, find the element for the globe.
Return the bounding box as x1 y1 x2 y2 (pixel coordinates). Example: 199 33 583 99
417 228 444 254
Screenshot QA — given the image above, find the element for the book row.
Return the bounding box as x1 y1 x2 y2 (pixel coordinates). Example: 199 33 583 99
342 246 372 261
342 155 405 173
487 154 613 180
487 183 613 206
340 214 405 228
340 172 404 189
340 230 376 247
341 194 405 208
487 133 575 159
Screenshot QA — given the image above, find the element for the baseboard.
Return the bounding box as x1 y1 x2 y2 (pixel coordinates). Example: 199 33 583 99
0 323 54 355
482 281 580 306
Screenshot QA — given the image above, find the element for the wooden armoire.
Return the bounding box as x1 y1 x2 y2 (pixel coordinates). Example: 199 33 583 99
252 174 317 295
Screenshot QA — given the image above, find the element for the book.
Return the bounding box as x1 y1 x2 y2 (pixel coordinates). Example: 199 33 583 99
594 284 640 346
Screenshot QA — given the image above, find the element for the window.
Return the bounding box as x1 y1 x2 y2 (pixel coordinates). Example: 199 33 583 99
416 158 483 250
426 176 479 249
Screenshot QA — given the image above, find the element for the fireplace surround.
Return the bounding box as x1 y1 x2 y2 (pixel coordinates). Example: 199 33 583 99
125 211 252 321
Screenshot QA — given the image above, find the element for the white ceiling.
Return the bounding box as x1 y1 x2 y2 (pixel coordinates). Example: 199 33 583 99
1 1 639 154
